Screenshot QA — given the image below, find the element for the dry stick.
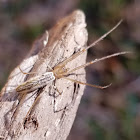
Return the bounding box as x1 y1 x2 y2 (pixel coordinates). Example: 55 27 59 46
11 20 128 130
0 10 86 140
0 10 129 140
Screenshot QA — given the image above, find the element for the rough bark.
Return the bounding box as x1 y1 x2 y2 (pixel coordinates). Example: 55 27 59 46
0 10 88 140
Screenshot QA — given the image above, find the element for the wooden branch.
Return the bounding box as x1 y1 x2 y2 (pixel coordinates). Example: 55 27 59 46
0 10 88 140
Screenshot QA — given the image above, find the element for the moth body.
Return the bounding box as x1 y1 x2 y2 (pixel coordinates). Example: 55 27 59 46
16 72 55 93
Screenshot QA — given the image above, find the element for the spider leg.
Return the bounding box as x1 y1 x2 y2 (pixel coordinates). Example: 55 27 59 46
19 66 37 75
54 49 86 69
54 20 122 69
65 51 130 75
62 77 111 89
53 86 62 95
86 20 122 50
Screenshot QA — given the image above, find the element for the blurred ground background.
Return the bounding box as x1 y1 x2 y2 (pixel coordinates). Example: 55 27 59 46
0 0 139 140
